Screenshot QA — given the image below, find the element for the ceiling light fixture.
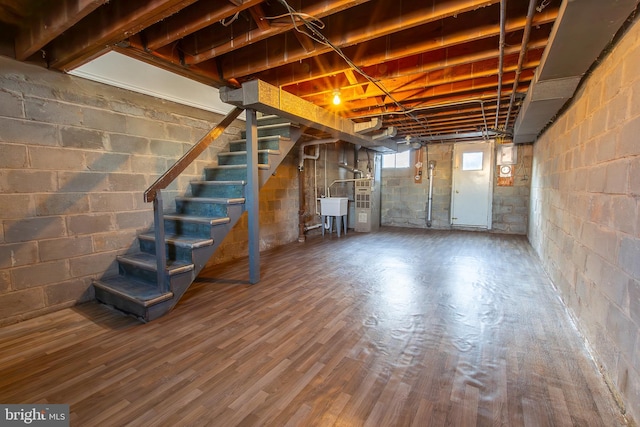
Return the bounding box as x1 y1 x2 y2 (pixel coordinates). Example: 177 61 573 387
332 90 341 105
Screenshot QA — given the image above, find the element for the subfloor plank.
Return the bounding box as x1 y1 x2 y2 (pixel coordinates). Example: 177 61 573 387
0 228 629 426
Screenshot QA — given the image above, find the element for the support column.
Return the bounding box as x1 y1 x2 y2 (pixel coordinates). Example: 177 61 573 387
246 109 260 284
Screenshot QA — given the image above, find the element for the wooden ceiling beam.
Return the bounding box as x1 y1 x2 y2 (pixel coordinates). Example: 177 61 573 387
300 54 542 106
345 85 526 118
318 69 534 111
182 0 373 64
215 0 505 75
113 42 226 86
260 25 550 89
45 0 200 70
143 0 263 51
221 5 556 80
15 0 108 61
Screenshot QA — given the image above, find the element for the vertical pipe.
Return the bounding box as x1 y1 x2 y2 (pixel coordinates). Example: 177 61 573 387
246 109 260 284
495 0 507 129
153 190 168 292
426 161 436 228
298 167 306 242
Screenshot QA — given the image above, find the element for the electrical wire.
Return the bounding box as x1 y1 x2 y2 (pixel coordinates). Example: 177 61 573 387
220 11 240 27
276 0 434 140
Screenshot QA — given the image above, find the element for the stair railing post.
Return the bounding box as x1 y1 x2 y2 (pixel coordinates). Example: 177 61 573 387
246 109 260 284
153 189 168 293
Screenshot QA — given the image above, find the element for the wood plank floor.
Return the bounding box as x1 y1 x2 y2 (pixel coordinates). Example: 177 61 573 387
0 228 628 426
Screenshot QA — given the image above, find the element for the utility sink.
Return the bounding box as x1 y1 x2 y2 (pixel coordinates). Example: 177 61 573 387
320 197 348 216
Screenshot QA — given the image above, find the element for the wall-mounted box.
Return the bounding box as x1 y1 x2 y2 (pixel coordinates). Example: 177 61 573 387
497 143 518 165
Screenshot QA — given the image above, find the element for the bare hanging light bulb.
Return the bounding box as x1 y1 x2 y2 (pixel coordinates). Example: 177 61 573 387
332 90 341 105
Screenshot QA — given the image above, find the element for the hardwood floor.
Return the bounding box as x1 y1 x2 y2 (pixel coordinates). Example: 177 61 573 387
0 228 628 426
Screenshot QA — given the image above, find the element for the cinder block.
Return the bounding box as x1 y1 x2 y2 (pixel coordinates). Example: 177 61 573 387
60 126 105 150
611 196 637 235
605 160 629 194
587 165 607 193
89 192 134 212
629 279 640 325
0 288 44 319
130 155 166 174
39 236 93 262
150 139 183 158
44 277 93 306
0 89 23 118
4 216 66 243
69 251 118 277
35 193 90 216
110 100 145 117
67 213 113 235
605 302 636 357
82 108 126 132
619 116 640 157
115 210 153 229
108 173 147 191
584 252 604 284
0 270 9 293
92 230 138 252
109 134 150 154
11 260 68 289
619 236 640 280
0 241 38 268
24 98 83 126
126 116 167 139
85 151 131 172
630 157 640 197
57 171 109 192
0 170 57 193
29 146 85 171
0 143 28 168
166 123 192 141
0 195 35 219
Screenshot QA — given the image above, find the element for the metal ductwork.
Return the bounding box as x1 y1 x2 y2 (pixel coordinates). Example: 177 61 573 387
372 126 397 140
513 0 638 143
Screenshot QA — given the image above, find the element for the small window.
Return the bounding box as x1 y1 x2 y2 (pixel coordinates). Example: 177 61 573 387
462 152 483 171
382 150 411 168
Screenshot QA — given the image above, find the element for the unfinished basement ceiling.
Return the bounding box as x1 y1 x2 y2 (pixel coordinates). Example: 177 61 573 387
0 0 637 144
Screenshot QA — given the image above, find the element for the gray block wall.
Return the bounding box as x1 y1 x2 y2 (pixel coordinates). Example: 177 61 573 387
0 57 298 325
381 144 453 229
381 143 532 233
528 17 640 422
492 143 533 234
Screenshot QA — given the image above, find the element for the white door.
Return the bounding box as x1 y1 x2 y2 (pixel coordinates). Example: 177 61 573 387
451 141 493 228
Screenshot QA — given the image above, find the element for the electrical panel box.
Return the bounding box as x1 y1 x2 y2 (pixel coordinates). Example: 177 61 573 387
497 143 517 165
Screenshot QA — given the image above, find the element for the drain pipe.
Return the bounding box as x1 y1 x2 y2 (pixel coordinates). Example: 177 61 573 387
426 160 437 227
298 139 338 242
505 0 537 130
495 0 507 129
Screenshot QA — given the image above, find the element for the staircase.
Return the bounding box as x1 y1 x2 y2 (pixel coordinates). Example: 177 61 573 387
93 115 300 321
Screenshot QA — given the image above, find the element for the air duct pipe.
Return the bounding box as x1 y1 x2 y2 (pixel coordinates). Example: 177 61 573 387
426 160 437 228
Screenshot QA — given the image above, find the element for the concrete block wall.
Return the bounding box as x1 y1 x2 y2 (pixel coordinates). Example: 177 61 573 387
492 143 533 234
0 57 299 325
381 144 453 229
528 17 640 422
208 151 300 263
